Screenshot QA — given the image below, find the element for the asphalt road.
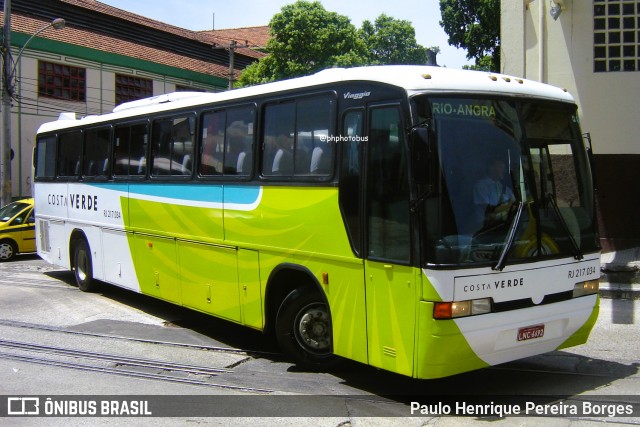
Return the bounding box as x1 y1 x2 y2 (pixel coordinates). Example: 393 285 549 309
0 254 638 426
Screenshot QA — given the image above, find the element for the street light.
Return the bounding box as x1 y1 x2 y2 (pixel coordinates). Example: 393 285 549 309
1 12 66 206
7 18 66 94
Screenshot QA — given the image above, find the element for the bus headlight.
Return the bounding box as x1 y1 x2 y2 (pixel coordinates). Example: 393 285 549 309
573 279 599 297
434 298 492 319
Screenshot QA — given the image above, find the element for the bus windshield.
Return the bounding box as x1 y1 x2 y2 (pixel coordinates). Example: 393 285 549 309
413 96 599 267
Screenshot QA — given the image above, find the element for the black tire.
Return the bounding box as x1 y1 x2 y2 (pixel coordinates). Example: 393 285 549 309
275 288 340 370
0 239 17 262
74 239 97 292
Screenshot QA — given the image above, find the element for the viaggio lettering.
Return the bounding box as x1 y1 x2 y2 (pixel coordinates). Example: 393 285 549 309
343 91 371 100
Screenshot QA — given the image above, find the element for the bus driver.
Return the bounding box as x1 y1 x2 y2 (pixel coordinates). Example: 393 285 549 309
473 157 515 229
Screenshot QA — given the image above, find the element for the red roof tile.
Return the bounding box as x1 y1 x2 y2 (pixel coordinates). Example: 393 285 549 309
2 1 271 82
2 11 233 80
200 26 270 60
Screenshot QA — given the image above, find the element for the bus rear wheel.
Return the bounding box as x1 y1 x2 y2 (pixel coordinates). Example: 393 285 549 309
74 239 97 292
275 288 340 370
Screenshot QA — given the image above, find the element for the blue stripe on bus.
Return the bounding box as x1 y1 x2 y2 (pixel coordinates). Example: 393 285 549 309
89 183 260 205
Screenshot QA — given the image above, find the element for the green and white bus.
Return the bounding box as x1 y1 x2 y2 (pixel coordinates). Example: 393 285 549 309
34 65 600 379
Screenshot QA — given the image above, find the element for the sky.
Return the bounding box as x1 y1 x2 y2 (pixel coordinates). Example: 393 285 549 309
100 0 472 69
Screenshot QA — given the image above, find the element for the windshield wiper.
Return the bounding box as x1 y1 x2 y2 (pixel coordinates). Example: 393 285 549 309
493 201 524 271
546 193 583 260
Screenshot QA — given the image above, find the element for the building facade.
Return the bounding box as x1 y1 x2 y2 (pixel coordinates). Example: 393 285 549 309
501 0 640 250
1 0 265 198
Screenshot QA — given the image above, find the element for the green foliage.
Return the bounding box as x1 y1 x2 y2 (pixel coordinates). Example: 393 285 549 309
236 57 277 87
359 14 427 65
238 0 364 86
463 55 494 71
439 0 500 72
237 1 433 87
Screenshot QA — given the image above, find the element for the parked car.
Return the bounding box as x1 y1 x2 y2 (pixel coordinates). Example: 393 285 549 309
0 198 35 261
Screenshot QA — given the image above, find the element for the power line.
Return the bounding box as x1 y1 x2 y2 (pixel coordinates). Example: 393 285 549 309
212 40 251 90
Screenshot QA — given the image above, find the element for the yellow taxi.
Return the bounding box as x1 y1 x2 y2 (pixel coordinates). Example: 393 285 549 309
0 198 35 261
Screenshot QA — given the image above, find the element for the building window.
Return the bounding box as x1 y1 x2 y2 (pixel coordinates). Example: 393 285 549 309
38 61 86 101
594 0 639 72
115 74 153 106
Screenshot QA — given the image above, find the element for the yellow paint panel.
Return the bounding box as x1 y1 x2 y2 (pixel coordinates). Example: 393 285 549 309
133 234 180 303
365 261 417 377
178 241 241 322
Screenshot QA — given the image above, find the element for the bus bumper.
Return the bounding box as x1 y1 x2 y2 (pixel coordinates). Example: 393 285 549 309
414 295 599 379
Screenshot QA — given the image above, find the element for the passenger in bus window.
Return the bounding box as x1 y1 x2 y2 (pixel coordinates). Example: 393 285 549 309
310 136 331 174
226 120 251 175
271 131 293 174
201 113 224 175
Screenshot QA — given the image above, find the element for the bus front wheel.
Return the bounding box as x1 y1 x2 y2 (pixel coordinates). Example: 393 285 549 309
74 239 97 292
275 288 340 370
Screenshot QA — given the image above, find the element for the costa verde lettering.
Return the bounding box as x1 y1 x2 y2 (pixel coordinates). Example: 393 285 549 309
46 193 99 212
69 194 98 211
463 277 525 293
432 102 496 118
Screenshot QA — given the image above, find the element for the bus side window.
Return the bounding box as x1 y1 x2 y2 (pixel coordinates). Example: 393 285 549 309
83 127 110 179
35 136 57 179
262 95 334 178
263 103 295 176
200 111 225 176
151 116 194 177
224 107 255 176
297 96 333 176
57 131 82 178
114 122 148 177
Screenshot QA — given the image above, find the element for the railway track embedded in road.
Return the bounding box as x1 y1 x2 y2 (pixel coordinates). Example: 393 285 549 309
0 338 274 393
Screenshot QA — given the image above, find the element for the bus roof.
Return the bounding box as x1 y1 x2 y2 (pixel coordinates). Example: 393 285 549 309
37 65 575 134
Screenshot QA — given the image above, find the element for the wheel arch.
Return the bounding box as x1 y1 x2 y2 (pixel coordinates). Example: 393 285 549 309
263 263 330 338
68 228 89 270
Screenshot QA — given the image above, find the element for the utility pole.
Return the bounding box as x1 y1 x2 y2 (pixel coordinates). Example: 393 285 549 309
0 7 64 206
1 0 13 206
213 40 250 90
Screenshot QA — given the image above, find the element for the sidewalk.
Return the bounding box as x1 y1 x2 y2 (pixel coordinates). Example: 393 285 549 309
599 246 640 299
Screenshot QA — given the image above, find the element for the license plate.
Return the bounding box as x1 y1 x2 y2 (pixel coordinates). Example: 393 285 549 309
517 324 545 341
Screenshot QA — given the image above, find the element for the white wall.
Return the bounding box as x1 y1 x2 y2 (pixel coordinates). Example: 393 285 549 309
501 0 640 155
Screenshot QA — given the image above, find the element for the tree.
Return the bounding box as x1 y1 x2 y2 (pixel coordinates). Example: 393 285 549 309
237 1 365 86
439 0 500 72
237 1 435 87
464 54 494 72
359 14 427 65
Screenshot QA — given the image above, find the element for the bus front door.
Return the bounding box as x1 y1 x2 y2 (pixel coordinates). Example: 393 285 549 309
364 104 416 377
